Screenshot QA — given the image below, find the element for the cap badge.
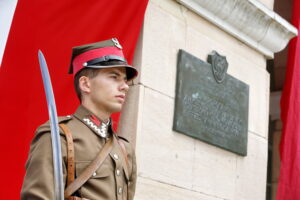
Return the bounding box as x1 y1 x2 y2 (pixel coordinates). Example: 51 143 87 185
112 38 122 49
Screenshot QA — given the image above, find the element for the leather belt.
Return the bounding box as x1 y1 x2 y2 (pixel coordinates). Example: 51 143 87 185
60 124 75 186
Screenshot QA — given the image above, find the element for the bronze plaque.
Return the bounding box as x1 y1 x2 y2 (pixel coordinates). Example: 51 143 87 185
173 50 249 156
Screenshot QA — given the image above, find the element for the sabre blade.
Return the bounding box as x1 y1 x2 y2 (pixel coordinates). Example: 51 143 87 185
38 50 64 200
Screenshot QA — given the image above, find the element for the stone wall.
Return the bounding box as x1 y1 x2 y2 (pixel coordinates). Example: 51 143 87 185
259 0 274 10
119 0 271 199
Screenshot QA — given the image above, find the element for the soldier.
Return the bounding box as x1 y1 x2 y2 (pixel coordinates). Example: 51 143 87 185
21 38 137 200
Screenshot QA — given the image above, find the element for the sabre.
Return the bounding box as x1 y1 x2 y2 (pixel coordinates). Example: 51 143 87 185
38 50 64 200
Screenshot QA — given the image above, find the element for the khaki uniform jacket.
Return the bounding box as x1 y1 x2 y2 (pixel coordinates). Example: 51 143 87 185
21 106 137 200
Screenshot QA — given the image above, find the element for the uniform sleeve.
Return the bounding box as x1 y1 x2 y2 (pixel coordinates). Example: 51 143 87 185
20 131 67 200
128 146 137 200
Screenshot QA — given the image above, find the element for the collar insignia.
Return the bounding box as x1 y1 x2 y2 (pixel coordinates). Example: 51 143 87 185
83 116 110 138
90 114 101 126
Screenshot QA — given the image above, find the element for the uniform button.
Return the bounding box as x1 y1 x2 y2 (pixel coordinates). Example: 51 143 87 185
113 154 119 160
118 187 123 194
93 172 97 177
116 169 121 176
83 62 88 66
66 115 71 118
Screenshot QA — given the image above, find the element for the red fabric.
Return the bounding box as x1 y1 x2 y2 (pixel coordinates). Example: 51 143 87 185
277 0 300 199
0 0 148 198
72 46 124 75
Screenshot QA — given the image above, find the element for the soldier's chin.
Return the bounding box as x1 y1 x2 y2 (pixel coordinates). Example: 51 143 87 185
110 104 123 113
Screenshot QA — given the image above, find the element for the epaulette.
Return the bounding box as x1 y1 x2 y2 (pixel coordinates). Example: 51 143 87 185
36 115 73 135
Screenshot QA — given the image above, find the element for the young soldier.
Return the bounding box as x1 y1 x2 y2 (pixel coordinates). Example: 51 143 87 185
21 38 137 200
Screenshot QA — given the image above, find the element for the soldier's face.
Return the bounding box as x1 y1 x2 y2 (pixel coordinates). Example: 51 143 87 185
87 67 129 114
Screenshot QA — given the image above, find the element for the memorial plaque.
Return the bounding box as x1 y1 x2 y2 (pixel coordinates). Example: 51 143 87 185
173 50 249 156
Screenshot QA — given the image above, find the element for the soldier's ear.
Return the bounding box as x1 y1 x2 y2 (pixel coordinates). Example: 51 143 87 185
79 76 91 94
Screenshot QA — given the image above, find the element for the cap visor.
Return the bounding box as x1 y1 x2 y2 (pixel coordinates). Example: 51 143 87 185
86 64 138 80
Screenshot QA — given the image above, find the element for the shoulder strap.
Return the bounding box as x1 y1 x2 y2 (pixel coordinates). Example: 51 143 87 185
64 137 113 198
59 123 75 186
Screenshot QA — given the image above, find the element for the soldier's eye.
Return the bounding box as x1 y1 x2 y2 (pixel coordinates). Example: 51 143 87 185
110 75 117 79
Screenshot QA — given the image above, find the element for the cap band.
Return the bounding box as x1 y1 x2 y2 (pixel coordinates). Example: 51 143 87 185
72 46 124 75
87 55 126 65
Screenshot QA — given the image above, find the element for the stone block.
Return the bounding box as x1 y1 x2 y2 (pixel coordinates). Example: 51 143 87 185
132 28 143 86
234 133 268 200
149 0 185 21
141 1 186 98
135 177 225 200
136 87 195 189
258 0 274 10
118 84 143 146
192 139 237 199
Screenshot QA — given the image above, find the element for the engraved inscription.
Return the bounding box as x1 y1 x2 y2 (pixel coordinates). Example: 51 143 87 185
183 95 243 137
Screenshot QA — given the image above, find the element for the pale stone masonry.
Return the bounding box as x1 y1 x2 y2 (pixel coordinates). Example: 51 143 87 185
118 0 296 199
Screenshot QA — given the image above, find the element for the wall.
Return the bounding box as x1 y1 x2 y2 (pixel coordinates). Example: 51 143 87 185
259 0 274 10
119 0 271 199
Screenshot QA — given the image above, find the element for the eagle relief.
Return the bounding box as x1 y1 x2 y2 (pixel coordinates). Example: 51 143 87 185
207 51 228 84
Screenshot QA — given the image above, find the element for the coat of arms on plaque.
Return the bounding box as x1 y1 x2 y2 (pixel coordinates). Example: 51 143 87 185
207 51 228 84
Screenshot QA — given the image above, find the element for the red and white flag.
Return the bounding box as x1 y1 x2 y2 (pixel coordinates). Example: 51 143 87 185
0 0 148 198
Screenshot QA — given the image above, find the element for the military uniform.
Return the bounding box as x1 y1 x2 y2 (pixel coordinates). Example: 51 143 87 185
21 38 138 200
21 105 137 200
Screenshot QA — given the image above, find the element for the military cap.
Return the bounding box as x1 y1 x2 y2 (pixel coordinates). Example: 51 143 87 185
69 38 138 80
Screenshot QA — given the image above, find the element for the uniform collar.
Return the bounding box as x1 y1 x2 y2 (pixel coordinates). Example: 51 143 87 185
73 105 113 138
